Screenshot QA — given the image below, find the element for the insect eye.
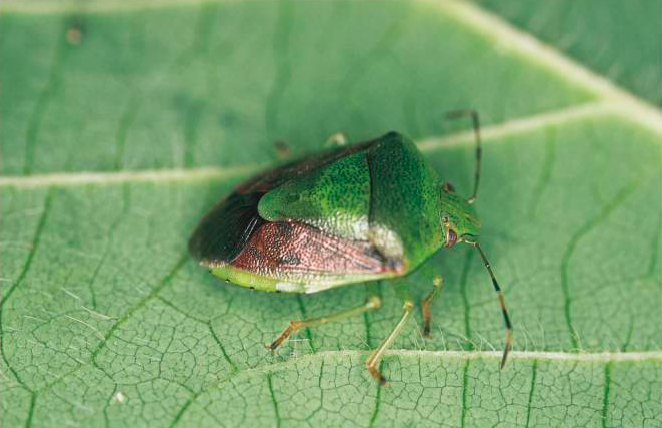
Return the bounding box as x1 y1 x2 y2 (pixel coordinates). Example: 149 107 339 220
446 229 458 248
442 182 455 193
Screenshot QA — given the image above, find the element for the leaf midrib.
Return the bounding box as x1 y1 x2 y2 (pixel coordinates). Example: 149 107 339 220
2 0 662 183
2 99 660 188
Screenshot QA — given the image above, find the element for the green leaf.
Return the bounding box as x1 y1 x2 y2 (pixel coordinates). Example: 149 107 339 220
1 1 660 428
471 0 662 106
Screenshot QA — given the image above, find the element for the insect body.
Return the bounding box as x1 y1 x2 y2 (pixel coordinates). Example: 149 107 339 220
189 111 512 384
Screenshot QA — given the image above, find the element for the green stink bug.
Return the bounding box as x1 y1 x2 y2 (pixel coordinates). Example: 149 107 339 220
189 111 512 384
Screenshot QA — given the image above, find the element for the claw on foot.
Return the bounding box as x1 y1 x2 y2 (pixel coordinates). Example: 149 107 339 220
368 366 389 386
269 320 302 351
423 323 431 339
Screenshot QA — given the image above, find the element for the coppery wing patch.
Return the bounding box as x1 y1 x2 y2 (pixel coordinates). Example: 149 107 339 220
231 221 402 277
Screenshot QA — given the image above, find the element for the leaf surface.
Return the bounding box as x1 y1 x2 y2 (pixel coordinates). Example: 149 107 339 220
473 0 662 105
1 1 660 428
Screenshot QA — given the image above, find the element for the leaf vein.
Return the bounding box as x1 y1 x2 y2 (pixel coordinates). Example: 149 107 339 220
368 361 383 428
601 361 612 428
459 250 474 350
527 129 557 219
460 358 470 428
90 253 188 366
561 180 639 350
267 372 281 428
0 189 52 392
525 358 538 428
2 102 640 189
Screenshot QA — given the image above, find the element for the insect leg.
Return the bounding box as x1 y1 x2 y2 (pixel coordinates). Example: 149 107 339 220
324 132 349 147
471 241 513 368
421 275 444 338
273 140 291 160
269 286 381 351
445 109 481 204
365 281 414 385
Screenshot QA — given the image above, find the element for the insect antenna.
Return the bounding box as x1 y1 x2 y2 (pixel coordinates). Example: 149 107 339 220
469 240 512 368
445 109 481 204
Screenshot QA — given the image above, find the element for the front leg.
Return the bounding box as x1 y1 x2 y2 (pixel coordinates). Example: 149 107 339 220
421 275 444 338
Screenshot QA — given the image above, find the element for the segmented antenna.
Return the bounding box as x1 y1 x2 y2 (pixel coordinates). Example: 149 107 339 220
445 110 481 204
471 240 512 368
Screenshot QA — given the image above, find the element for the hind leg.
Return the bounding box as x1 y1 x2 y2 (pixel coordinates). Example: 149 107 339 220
270 284 381 350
